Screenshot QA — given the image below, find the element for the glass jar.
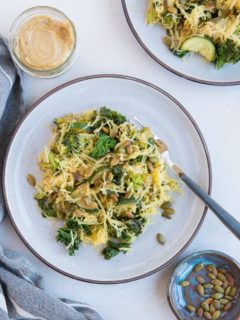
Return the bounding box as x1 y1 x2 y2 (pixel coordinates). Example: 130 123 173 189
10 6 78 78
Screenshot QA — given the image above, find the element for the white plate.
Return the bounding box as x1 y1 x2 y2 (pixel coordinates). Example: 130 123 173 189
3 75 211 283
122 0 240 85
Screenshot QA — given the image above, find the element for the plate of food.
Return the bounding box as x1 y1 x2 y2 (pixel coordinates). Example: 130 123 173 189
122 0 240 85
3 75 211 283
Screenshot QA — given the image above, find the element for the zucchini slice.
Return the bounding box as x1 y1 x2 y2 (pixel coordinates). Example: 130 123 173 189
181 37 215 62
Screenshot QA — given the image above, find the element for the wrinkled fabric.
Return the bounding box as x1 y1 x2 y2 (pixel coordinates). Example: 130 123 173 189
0 36 25 222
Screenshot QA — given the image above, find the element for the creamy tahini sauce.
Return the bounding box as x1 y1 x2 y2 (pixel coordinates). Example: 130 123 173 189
16 15 74 70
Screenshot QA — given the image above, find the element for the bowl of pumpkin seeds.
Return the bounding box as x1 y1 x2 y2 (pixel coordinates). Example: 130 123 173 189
168 250 240 320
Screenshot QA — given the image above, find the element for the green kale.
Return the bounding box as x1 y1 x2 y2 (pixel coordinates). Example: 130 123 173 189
126 217 147 236
102 241 130 260
215 39 240 69
63 132 81 153
66 217 92 236
129 155 143 165
56 227 81 256
112 165 123 185
70 122 94 132
37 197 57 218
89 133 117 159
100 107 126 125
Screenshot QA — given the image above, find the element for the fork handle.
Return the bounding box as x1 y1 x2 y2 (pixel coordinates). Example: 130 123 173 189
179 173 240 240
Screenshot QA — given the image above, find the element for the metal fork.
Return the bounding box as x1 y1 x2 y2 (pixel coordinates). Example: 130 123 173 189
131 117 240 240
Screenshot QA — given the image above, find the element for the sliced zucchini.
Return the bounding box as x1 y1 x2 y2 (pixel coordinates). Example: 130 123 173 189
181 36 215 62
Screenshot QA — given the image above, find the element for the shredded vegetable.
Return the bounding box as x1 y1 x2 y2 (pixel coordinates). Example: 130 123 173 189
34 107 179 259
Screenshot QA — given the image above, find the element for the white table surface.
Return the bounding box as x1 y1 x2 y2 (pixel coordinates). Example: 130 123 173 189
0 1 239 319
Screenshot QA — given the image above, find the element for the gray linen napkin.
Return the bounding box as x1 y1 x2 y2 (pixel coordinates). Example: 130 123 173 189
0 246 103 320
0 37 103 320
0 36 25 222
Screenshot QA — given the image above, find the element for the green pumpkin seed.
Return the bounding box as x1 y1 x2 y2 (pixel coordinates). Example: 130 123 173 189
208 272 216 280
186 304 196 313
204 298 213 305
161 212 172 219
225 273 234 287
196 284 205 297
217 268 226 274
223 280 229 289
197 307 204 318
214 286 224 293
212 293 223 300
157 233 165 245
164 207 175 215
219 299 228 305
211 266 218 276
27 174 36 186
225 286 231 296
213 300 221 310
209 303 216 314
224 302 232 311
194 263 204 272
212 280 223 286
196 275 205 284
230 286 237 297
203 311 212 320
179 280 190 287
160 201 172 209
202 302 210 312
217 273 226 282
204 283 214 289
212 310 221 320
224 295 233 301
206 265 212 272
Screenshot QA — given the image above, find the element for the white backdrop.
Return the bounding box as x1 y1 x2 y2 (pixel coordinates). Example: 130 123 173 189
0 1 239 319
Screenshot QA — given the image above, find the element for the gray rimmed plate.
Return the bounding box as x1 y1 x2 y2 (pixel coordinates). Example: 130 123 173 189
122 0 240 86
3 75 211 283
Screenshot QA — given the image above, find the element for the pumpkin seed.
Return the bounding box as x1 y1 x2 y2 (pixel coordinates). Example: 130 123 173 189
211 266 218 276
218 268 226 274
107 172 113 181
196 275 205 284
212 293 223 300
206 265 212 272
186 305 196 313
110 126 118 138
230 286 237 297
217 273 226 282
196 284 205 297
212 310 221 320
102 126 109 134
157 233 165 245
224 286 231 296
204 298 213 305
225 273 234 287
224 302 232 311
203 311 212 319
209 303 216 314
124 191 132 199
223 280 229 289
224 295 233 301
124 211 134 219
194 263 204 272
214 286 224 293
110 156 120 167
204 283 214 289
126 144 133 155
213 300 221 310
208 272 216 280
164 207 175 215
161 212 172 219
160 201 172 209
219 299 228 305
201 302 210 312
109 193 118 203
27 174 36 186
212 280 223 286
197 307 204 318
147 161 154 172
179 280 190 287
167 6 177 13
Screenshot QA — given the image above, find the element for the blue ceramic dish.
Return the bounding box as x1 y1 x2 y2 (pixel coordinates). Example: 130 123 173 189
168 250 240 320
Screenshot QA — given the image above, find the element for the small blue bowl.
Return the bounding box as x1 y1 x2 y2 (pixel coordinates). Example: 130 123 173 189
168 250 240 320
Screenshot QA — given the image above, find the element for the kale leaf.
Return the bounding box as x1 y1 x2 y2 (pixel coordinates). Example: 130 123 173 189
66 217 92 236
215 39 240 69
37 197 57 218
112 165 123 185
102 241 130 260
100 107 126 125
90 133 117 159
56 227 81 256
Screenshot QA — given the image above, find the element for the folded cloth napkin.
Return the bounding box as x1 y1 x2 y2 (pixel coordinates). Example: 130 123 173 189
0 246 103 320
0 37 103 320
0 36 25 223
